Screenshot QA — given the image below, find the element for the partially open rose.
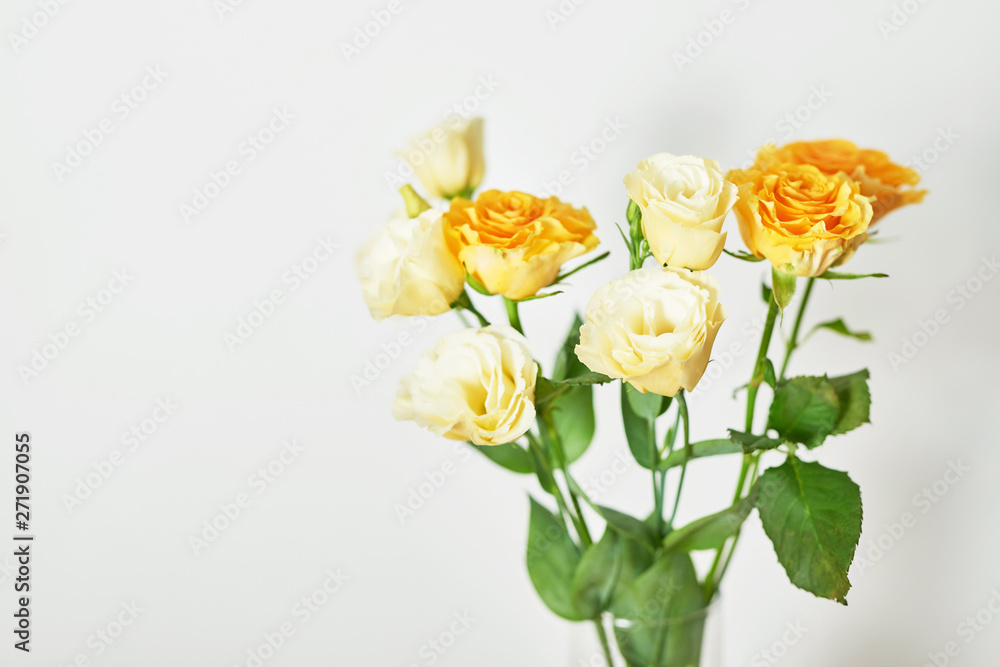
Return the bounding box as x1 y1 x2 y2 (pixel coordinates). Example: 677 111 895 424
575 268 726 396
443 190 599 300
727 162 873 277
755 139 925 224
393 326 537 446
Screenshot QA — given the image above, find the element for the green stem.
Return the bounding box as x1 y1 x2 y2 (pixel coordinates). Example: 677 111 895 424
705 295 780 600
779 277 816 381
594 620 615 667
540 416 592 547
668 392 691 529
526 434 578 537
650 421 662 538
504 297 524 335
745 297 780 433
453 290 490 327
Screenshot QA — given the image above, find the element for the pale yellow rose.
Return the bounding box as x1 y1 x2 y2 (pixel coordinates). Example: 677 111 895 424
443 190 599 300
624 154 737 270
726 163 873 277
575 268 726 396
356 208 465 321
401 117 485 200
393 326 537 446
755 139 926 224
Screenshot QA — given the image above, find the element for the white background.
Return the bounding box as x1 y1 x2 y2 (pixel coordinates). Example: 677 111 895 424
2 0 999 665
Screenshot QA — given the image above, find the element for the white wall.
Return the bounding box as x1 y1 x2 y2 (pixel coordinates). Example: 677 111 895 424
2 0 998 665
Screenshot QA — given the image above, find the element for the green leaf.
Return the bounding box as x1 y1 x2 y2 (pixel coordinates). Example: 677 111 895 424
611 551 707 666
556 251 611 284
526 498 585 620
527 438 557 495
596 505 658 553
724 248 765 262
660 439 742 470
755 458 862 605
728 430 783 454
768 376 840 449
516 290 563 302
817 270 888 280
549 372 613 387
809 318 873 343
571 528 623 619
828 369 871 435
662 490 758 552
549 316 597 463
761 283 774 304
465 271 493 296
470 441 534 474
621 384 669 470
771 267 797 312
534 377 568 412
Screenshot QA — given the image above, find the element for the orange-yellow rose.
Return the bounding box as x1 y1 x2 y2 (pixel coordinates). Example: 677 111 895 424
755 139 926 224
727 163 873 277
442 190 599 300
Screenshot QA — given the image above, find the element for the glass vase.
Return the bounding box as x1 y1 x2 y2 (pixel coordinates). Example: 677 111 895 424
569 603 722 667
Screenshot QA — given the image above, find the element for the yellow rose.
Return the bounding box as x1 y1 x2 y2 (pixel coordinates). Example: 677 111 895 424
756 139 926 224
727 163 873 277
624 154 737 270
393 326 537 446
401 117 485 200
575 268 726 397
356 208 465 321
442 190 599 300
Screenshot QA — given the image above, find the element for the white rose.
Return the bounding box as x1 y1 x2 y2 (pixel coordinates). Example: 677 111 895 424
402 117 485 200
575 268 727 396
624 154 738 270
356 208 465 321
393 326 537 446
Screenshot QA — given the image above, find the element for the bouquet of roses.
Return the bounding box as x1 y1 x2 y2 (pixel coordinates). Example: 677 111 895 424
356 117 925 666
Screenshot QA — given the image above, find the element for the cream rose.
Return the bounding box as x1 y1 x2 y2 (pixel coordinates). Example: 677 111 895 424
575 268 726 396
356 208 465 321
393 326 537 446
624 154 738 270
401 117 485 200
